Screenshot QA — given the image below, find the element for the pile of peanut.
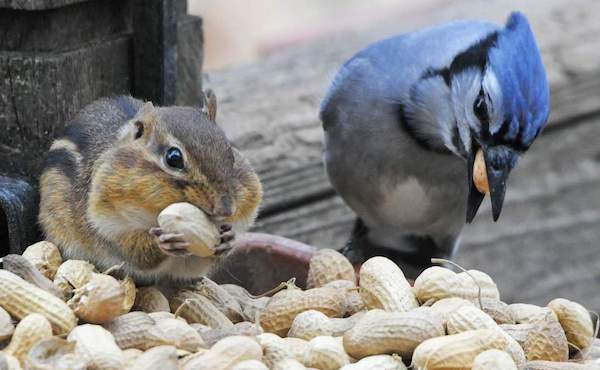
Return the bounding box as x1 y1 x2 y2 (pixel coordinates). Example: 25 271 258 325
0 242 598 370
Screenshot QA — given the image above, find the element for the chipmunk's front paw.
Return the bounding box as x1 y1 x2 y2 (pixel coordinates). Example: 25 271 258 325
214 224 235 256
150 227 192 257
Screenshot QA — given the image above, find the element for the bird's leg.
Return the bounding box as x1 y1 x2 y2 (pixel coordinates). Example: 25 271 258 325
340 219 454 279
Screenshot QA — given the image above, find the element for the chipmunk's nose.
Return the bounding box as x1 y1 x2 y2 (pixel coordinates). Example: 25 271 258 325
212 195 235 219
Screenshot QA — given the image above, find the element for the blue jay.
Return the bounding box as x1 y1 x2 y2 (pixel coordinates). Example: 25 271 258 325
320 12 550 277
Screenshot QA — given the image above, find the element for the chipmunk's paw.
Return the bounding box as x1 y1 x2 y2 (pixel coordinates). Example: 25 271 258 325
150 227 192 257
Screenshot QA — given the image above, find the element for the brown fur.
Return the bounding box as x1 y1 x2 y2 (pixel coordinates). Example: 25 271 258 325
38 95 262 283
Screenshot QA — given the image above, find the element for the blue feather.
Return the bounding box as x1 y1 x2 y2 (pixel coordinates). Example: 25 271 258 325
488 12 550 148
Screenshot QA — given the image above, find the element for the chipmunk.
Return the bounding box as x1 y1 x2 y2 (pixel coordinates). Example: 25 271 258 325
38 92 262 283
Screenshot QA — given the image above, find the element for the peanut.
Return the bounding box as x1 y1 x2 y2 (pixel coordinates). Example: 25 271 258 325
304 336 351 370
272 358 308 370
67 324 125 370
446 305 498 334
120 277 136 314
288 310 364 340
256 333 294 368
127 345 179 370
68 272 126 324
428 297 474 323
306 249 356 289
260 286 345 336
527 361 600 370
473 148 489 194
343 308 445 359
133 286 170 313
339 355 407 370
181 335 263 370
323 280 365 316
122 348 143 367
232 360 270 370
482 299 515 324
359 256 418 312
412 329 509 370
282 337 309 364
53 260 95 299
500 323 536 347
413 266 500 304
220 284 269 322
524 311 569 362
192 277 244 323
5 313 53 364
509 303 557 324
21 241 62 280
25 337 87 370
1 254 63 298
103 311 170 350
548 298 594 351
157 202 220 257
472 349 517 370
0 305 14 341
170 289 234 329
154 317 206 352
0 270 77 335
200 321 261 347
0 353 22 370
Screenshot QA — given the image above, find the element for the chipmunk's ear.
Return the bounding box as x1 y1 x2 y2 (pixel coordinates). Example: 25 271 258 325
121 102 158 142
202 89 217 122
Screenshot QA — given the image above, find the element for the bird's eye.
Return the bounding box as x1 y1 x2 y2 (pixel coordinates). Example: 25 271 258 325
473 90 489 124
165 147 184 169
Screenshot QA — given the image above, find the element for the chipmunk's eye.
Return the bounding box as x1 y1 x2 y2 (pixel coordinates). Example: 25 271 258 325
165 147 184 169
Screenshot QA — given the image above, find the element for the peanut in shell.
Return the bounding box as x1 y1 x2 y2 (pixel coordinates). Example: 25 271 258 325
157 202 220 257
359 256 418 312
21 241 62 280
306 249 356 289
68 272 126 324
133 286 171 313
0 270 77 335
67 324 125 370
4 313 53 365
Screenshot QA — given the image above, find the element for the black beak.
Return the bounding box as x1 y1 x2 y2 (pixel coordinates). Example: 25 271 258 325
466 145 519 223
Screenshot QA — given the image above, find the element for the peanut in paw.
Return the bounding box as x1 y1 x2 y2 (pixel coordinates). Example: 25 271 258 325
157 202 220 257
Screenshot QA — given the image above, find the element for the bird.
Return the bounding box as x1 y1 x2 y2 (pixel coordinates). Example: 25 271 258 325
319 12 550 278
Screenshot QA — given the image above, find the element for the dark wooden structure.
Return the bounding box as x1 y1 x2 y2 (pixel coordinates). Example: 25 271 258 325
0 0 204 253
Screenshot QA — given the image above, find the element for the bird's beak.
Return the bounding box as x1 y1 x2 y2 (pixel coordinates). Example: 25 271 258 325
466 145 519 223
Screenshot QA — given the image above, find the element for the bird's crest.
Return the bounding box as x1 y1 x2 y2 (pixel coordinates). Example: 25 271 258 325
488 12 550 150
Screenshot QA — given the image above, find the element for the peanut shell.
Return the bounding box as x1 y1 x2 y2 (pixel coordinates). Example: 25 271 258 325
157 202 219 257
21 241 62 279
359 256 418 312
306 249 355 289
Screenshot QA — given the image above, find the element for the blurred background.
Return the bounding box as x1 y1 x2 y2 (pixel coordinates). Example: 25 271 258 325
192 0 600 309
